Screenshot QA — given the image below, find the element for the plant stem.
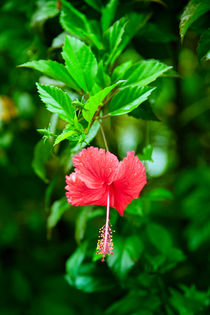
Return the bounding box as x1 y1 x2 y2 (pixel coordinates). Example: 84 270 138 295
50 113 59 145
100 122 109 151
98 114 110 120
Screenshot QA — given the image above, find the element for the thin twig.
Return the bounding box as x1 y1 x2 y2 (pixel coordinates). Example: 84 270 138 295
100 122 109 151
98 114 110 120
103 88 119 106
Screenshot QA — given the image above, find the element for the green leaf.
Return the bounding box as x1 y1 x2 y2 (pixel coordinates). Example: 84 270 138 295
121 59 172 87
82 82 121 122
101 0 118 32
163 248 185 271
145 253 166 271
180 0 210 41
45 176 58 212
139 22 177 43
97 61 111 88
107 235 143 279
66 242 88 282
101 13 151 71
62 35 98 92
66 243 114 292
75 206 92 244
104 18 127 67
85 0 102 12
60 0 90 36
139 144 153 161
169 285 210 315
37 126 57 142
104 13 150 69
65 265 114 292
60 0 102 49
54 129 78 145
197 28 210 61
112 60 133 83
47 197 70 229
36 83 75 123
203 51 210 61
134 0 166 5
37 128 56 138
109 86 155 116
62 37 87 91
50 32 65 50
89 209 104 220
145 188 173 201
125 198 144 216
62 121 100 172
31 0 59 28
92 250 103 262
128 101 160 121
71 120 100 154
83 120 100 143
19 60 80 90
145 246 185 272
117 12 151 55
106 291 161 315
32 139 51 183
146 223 172 253
0 131 13 148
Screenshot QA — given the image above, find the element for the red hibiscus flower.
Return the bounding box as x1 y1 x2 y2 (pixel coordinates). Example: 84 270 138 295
65 146 147 261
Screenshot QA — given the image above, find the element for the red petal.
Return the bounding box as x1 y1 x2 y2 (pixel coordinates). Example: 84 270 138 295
65 173 108 207
65 147 119 207
73 147 119 189
110 151 147 216
65 148 146 214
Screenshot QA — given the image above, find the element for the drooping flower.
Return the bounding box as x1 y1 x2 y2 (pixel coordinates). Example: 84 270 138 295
65 146 147 261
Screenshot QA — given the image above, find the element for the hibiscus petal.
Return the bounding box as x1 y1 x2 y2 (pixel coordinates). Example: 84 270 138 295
65 173 108 207
110 151 147 216
73 146 119 189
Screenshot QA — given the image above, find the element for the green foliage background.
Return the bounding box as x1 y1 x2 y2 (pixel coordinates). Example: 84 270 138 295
0 0 210 314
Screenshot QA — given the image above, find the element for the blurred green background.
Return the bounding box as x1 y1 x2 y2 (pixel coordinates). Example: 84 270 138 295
0 0 210 314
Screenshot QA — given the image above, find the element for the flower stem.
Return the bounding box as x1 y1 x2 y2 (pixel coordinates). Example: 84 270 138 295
100 123 109 152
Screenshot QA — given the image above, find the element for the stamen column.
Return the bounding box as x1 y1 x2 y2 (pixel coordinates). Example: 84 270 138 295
96 192 113 261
